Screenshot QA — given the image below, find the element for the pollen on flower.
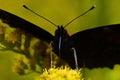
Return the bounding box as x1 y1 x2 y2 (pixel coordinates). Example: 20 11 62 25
36 67 84 80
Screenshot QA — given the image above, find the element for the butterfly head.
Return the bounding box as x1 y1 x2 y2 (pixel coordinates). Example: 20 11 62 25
55 25 69 37
52 25 70 56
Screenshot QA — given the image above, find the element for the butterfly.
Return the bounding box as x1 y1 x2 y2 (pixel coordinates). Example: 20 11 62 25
0 6 120 69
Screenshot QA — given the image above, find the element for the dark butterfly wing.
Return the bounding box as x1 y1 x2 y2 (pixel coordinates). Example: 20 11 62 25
69 24 120 68
0 9 53 43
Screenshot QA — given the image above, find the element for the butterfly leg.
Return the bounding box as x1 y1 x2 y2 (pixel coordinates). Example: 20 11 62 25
50 41 54 68
72 47 78 70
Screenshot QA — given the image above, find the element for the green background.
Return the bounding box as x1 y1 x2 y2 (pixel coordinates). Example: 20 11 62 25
0 0 120 80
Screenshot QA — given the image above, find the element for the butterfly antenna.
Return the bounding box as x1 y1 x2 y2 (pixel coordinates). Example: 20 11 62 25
23 5 58 27
64 5 96 28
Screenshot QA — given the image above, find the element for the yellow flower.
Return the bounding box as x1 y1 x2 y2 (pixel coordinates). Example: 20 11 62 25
36 67 84 80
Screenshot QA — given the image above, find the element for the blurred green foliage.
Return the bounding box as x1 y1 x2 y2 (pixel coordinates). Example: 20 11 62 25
0 0 120 80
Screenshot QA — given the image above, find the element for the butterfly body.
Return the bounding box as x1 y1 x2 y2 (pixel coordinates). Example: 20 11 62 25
0 9 120 69
52 26 77 68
